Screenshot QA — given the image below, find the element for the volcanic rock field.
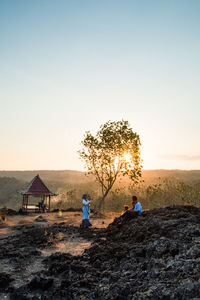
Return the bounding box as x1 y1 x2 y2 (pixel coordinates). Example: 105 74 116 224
1 206 200 299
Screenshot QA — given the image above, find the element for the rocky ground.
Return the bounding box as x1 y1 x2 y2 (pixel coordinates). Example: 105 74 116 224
1 206 200 299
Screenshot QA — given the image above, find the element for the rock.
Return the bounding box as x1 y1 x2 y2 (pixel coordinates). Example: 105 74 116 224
177 279 199 299
34 215 47 222
28 276 53 290
0 208 18 215
0 272 14 291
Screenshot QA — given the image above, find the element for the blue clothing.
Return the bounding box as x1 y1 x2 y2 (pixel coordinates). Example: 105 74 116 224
82 193 87 199
134 202 142 215
82 198 90 220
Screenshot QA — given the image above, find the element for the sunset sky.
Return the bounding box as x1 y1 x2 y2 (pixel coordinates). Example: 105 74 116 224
1 0 200 171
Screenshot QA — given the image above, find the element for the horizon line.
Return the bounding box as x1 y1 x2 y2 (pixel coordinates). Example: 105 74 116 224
0 169 200 172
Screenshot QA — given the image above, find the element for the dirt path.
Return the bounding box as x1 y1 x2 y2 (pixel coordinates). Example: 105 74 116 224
0 211 115 231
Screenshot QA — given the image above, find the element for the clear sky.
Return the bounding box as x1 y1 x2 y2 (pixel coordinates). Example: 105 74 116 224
0 0 200 171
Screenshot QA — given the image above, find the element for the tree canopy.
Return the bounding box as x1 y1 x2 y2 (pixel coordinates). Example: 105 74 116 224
79 120 142 210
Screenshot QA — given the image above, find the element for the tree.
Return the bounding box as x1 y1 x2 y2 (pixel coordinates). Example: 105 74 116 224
79 120 142 211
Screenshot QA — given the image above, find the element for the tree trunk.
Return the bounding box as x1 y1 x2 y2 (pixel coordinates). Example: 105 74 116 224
97 188 111 211
97 194 106 211
97 176 119 212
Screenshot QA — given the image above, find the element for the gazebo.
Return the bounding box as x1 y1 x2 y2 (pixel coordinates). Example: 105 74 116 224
20 175 57 212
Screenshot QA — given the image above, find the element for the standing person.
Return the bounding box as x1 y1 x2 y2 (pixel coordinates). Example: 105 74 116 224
81 194 92 228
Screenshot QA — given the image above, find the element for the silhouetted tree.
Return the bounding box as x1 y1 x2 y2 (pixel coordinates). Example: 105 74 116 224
79 120 142 211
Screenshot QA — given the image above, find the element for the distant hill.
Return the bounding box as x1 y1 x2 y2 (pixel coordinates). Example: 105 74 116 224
0 170 93 184
1 169 200 185
141 169 200 184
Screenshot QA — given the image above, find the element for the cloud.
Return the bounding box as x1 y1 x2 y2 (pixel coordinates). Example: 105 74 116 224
161 155 200 161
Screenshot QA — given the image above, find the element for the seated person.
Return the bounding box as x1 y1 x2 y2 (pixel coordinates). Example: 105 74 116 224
0 215 6 224
42 203 46 213
119 196 142 221
121 204 129 215
130 195 142 215
38 201 43 211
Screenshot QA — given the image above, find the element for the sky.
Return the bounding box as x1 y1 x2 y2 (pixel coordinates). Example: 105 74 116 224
0 0 200 171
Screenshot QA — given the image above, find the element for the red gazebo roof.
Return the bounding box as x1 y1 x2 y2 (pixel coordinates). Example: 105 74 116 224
21 175 57 196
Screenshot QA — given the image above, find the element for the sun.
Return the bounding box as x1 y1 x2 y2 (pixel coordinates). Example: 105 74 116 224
123 152 132 163
114 152 133 170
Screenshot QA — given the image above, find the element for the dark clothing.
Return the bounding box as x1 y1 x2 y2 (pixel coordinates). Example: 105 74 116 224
81 219 92 228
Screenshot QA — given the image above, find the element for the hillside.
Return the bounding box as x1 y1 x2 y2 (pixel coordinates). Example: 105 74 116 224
1 169 200 185
0 170 92 184
142 169 200 185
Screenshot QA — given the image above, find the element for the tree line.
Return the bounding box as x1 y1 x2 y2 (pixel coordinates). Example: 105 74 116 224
0 176 200 211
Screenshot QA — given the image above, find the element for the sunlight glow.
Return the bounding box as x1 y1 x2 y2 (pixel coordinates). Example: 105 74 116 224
123 152 132 164
114 152 133 170
114 156 119 170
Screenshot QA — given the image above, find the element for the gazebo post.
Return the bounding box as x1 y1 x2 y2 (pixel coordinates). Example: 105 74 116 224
26 195 28 212
43 195 45 206
22 195 25 209
49 196 51 212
